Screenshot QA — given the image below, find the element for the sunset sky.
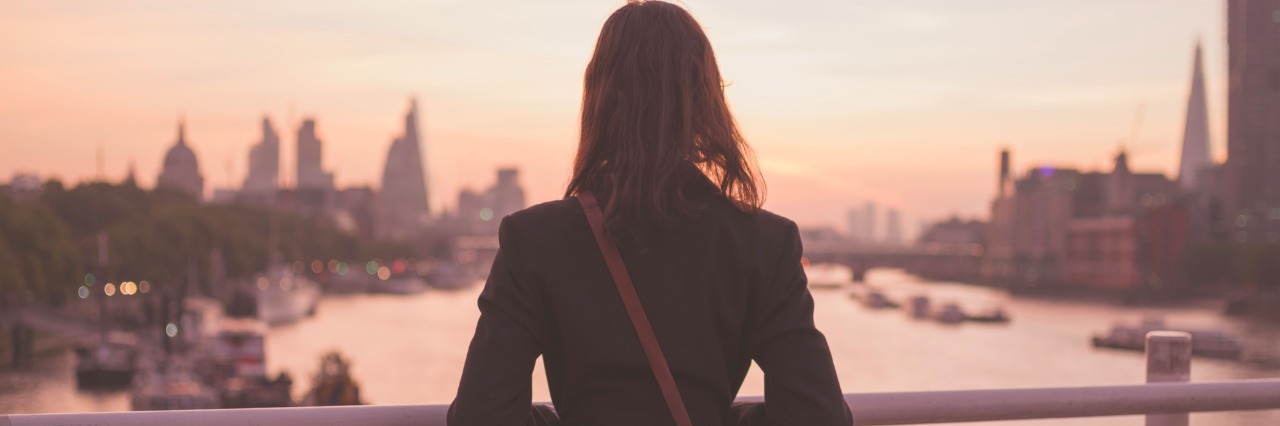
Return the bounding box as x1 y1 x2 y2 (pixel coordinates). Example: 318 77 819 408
0 0 1227 234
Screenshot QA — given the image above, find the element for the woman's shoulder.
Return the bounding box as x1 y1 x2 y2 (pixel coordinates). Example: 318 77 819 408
700 195 798 240
498 195 798 247
496 198 585 244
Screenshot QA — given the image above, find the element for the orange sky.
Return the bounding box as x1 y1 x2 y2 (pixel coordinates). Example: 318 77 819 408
0 1 1229 234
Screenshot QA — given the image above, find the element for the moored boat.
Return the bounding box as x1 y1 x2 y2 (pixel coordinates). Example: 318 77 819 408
130 367 220 411
75 333 138 389
934 303 966 325
254 265 322 326
863 291 900 309
965 307 1011 324
907 295 930 318
1091 318 1245 360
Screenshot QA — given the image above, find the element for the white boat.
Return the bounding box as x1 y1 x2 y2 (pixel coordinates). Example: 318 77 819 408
1091 318 1244 360
254 265 321 326
806 263 852 289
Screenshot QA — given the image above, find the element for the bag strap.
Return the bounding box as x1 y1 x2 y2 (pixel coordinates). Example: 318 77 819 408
578 192 693 426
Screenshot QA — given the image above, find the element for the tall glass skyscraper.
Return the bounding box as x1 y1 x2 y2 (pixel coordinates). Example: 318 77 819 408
1225 0 1280 242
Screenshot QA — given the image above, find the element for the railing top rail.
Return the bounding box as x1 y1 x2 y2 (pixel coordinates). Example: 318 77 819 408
5 379 1279 426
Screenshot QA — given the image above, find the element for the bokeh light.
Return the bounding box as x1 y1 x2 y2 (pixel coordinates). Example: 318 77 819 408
257 277 270 291
103 283 116 296
77 286 89 299
366 261 379 275
165 323 178 338
377 266 391 281
139 280 151 293
311 260 324 274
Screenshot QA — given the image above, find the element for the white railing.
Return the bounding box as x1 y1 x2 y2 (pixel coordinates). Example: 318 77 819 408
4 333 1280 426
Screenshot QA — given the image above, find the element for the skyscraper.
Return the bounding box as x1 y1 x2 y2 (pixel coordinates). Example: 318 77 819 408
157 120 205 201
376 98 431 239
295 118 334 192
242 117 280 197
884 208 904 247
1225 0 1280 242
1178 40 1212 192
863 201 878 244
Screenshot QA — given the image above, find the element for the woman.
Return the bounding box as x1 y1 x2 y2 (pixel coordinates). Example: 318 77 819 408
449 1 852 424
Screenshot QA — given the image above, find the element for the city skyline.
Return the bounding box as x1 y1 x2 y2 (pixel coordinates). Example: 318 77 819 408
0 1 1230 229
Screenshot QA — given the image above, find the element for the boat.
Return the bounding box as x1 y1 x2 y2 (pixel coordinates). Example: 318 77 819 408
368 277 428 295
254 265 322 326
806 263 851 289
907 295 930 319
862 290 899 309
934 303 966 325
75 332 139 389
130 367 220 411
1091 318 1245 360
965 307 1012 324
424 261 478 291
303 351 364 406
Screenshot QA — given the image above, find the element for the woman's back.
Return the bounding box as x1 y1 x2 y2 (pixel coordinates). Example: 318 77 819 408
449 184 850 425
449 1 850 423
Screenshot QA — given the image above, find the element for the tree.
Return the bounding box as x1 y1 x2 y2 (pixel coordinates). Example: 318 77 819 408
0 196 81 305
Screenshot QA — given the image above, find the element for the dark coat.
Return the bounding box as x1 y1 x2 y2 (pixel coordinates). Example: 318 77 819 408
448 189 852 425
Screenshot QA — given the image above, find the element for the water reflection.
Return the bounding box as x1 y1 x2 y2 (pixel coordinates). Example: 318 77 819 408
3 269 1278 425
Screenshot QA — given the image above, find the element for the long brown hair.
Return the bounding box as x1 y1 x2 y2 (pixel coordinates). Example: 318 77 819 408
565 0 764 241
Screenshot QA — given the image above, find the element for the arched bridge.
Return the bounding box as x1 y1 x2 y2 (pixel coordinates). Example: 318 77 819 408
803 242 983 282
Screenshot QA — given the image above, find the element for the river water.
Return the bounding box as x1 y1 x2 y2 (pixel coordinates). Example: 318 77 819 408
3 269 1279 425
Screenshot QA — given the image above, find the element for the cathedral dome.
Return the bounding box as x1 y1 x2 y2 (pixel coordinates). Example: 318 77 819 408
157 121 205 201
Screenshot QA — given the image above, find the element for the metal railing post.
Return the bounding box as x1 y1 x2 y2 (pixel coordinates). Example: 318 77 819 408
1146 331 1192 426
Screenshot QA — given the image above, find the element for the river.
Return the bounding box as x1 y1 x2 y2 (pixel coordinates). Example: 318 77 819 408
3 269 1279 425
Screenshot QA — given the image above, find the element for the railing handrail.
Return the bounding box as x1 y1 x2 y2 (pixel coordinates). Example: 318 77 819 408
5 379 1279 426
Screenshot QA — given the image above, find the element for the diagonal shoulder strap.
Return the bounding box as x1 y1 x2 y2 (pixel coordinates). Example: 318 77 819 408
578 192 693 426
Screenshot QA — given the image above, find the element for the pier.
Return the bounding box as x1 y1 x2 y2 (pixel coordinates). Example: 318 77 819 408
4 333 1278 425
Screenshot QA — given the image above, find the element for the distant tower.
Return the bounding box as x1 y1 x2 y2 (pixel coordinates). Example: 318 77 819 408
491 168 526 220
846 210 861 241
295 118 334 191
157 120 205 201
862 201 878 244
242 116 280 197
1178 39 1212 191
377 98 431 239
1107 150 1135 212
884 208 904 247
998 149 1011 198
1225 0 1280 242
124 160 138 187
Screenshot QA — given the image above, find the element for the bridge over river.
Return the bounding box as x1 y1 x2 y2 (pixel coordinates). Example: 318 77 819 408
803 241 983 282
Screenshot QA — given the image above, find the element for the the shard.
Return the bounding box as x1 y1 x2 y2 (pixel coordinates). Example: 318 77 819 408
1177 39 1211 191
376 98 431 239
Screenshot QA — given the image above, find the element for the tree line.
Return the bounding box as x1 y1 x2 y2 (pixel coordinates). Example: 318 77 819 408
0 180 414 306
